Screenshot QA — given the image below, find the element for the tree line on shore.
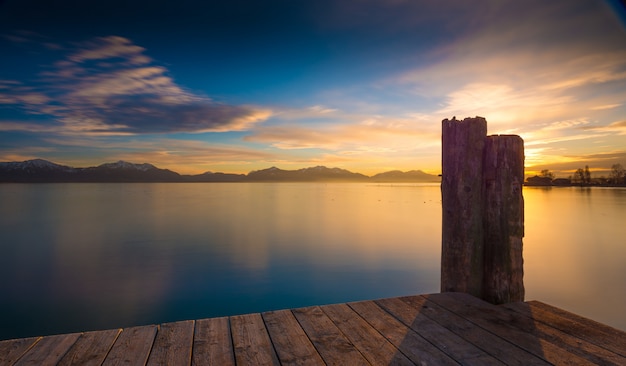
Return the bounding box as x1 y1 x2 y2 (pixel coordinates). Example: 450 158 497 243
525 163 626 186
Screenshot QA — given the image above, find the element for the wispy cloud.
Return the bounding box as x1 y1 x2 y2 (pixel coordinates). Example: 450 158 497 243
0 135 281 174
67 36 150 65
0 80 50 106
591 104 622 111
246 114 439 152
0 36 271 135
580 120 626 135
526 150 626 176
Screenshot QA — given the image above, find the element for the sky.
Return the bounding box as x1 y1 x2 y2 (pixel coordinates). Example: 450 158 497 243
0 0 625 177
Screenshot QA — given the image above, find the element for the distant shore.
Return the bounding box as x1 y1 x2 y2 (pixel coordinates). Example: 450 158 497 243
0 159 442 183
525 175 626 187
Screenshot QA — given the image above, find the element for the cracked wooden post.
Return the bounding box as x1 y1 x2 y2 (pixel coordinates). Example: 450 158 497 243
441 117 486 298
441 116 525 304
483 135 525 303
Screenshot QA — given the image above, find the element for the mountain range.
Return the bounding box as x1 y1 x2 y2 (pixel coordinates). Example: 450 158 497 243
0 159 441 183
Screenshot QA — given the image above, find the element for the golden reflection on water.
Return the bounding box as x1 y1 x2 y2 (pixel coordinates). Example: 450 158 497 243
1 183 624 339
523 186 626 330
4 183 443 334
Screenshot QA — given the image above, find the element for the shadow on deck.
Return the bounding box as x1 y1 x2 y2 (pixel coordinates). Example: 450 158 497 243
1 292 625 365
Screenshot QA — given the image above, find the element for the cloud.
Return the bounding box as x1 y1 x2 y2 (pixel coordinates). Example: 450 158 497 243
436 83 574 126
67 36 150 65
246 114 439 154
526 150 626 176
0 80 50 106
82 138 279 173
591 104 622 111
0 36 270 135
609 120 626 128
579 120 626 135
0 135 281 174
392 2 626 118
307 105 337 114
0 121 62 133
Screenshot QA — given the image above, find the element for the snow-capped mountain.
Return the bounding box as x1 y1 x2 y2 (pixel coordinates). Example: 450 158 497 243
0 159 76 172
0 159 179 182
97 161 158 171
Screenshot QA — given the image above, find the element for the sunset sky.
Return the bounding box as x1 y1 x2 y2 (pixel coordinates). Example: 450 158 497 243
1 0 625 176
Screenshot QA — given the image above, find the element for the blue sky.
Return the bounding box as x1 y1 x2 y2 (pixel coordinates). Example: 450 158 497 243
1 0 625 176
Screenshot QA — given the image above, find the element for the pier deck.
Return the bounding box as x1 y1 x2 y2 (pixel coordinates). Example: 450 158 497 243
1 292 625 365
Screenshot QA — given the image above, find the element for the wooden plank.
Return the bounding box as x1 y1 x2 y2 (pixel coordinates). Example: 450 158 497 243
502 302 626 364
262 309 324 366
192 317 235 366
57 329 121 366
230 313 280 366
375 296 504 365
2 293 624 366
523 300 626 356
13 333 81 366
102 325 157 366
292 305 370 365
348 300 459 366
147 320 194 366
320 302 413 365
398 295 549 365
0 337 41 365
425 293 595 365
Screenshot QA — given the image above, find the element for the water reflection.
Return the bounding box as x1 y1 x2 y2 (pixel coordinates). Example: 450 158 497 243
0 183 442 339
1 183 623 340
523 187 626 331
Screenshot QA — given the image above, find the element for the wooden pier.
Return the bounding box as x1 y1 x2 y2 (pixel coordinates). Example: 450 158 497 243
4 118 624 365
2 292 625 365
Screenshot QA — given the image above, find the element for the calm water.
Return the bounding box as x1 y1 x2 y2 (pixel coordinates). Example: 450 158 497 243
0 183 624 340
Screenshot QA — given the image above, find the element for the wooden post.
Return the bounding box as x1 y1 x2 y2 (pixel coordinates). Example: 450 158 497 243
441 117 525 304
441 117 486 298
482 135 525 303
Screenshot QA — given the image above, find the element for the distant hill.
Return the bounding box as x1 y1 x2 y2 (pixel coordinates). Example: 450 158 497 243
0 159 441 183
182 171 247 182
0 159 181 182
370 170 440 182
247 166 370 182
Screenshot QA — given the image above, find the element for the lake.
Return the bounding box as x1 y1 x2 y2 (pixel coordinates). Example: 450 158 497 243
0 183 624 340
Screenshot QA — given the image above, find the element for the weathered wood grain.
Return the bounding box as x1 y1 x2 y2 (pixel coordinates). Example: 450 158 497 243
3 293 625 365
292 305 369 365
399 295 549 366
0 337 41 365
425 293 595 365
441 118 526 304
146 320 194 366
192 317 235 366
376 296 503 365
321 303 413 365
502 302 626 365
504 301 626 359
262 309 324 366
441 116 487 297
57 329 121 366
101 325 157 366
230 313 280 366
528 301 626 356
482 135 525 303
348 300 458 365
13 333 80 366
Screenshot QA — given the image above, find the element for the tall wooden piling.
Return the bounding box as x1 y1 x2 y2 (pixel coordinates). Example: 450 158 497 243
441 116 525 304
441 117 487 298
